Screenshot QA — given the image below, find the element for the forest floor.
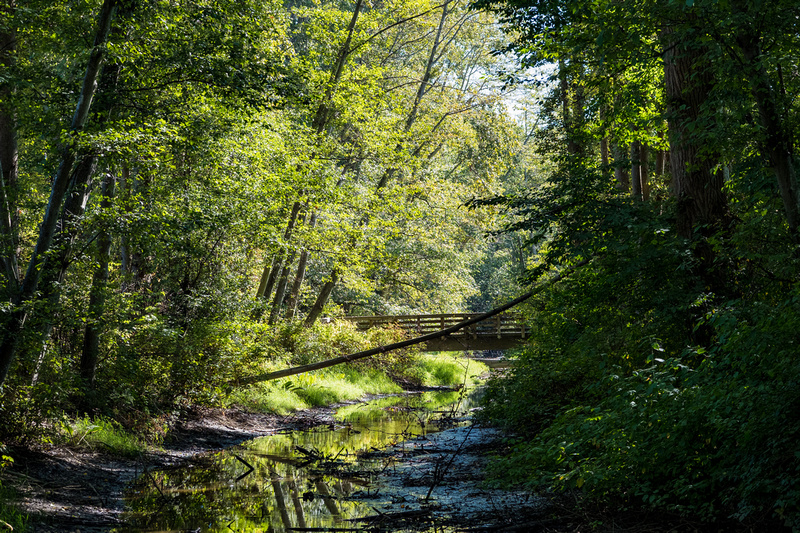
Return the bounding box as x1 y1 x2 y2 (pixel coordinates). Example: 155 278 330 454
4 394 777 533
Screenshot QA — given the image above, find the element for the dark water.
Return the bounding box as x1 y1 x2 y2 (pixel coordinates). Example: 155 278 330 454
120 389 478 532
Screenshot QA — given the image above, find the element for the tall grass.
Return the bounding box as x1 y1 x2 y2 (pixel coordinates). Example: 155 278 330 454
58 416 147 458
225 353 487 414
408 353 487 387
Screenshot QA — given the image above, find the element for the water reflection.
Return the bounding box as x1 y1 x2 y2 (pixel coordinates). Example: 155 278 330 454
121 390 476 532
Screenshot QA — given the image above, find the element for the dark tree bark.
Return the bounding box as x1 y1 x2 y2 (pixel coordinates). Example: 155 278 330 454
80 172 115 386
737 33 800 238
663 25 727 239
0 11 19 291
612 143 630 191
599 103 610 179
304 269 339 327
631 140 642 200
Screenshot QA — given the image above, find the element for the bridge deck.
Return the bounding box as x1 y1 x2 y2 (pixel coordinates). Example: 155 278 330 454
343 313 527 351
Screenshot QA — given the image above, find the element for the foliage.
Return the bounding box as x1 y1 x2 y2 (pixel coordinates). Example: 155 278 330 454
406 353 487 388
463 0 800 526
485 284 800 527
0 444 27 532
476 131 800 529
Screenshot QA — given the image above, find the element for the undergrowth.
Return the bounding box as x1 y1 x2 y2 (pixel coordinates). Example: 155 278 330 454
0 447 27 532
479 212 800 529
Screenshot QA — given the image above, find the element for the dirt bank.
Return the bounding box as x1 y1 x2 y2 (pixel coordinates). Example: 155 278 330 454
6 403 350 533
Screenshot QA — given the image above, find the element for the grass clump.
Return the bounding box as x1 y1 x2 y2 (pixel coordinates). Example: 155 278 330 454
225 366 403 414
0 485 27 533
225 353 486 414
58 416 147 458
0 448 28 532
407 353 486 388
221 320 488 414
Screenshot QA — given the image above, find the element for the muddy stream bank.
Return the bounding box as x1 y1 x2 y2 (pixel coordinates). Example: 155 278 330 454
10 388 553 533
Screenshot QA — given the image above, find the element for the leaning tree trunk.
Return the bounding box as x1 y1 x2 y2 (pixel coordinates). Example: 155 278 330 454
0 0 118 387
304 269 339 327
29 155 98 385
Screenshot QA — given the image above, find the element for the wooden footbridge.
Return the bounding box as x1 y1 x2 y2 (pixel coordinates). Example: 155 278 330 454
342 312 528 351
240 263 588 384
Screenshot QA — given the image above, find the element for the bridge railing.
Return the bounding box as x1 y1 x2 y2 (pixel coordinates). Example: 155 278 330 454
342 312 527 339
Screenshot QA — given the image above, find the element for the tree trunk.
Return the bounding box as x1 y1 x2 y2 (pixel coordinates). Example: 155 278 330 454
558 58 580 156
377 1 451 190
655 130 666 178
639 142 650 201
285 212 317 320
311 0 363 134
262 0 362 318
80 171 115 387
304 269 339 327
631 140 642 200
0 22 19 289
663 25 726 239
737 33 800 238
27 155 98 384
118 165 142 286
599 104 610 179
268 248 298 325
612 143 629 191
256 201 301 300
0 0 117 387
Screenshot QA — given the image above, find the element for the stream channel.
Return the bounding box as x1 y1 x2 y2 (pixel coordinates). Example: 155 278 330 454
118 388 548 532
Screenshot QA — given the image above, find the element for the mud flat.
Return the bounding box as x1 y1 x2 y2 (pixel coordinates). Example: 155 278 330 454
350 422 554 532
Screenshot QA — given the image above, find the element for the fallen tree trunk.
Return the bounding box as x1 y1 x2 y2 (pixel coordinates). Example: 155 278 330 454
238 260 589 385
